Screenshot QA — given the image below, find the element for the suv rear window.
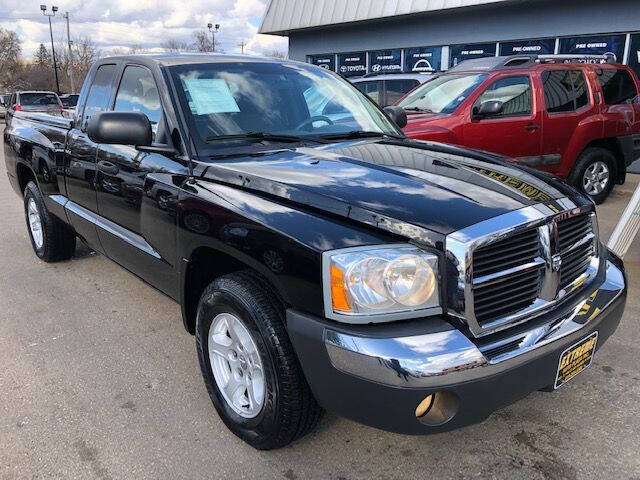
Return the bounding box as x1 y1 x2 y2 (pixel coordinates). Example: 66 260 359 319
597 69 638 105
542 70 589 113
20 93 60 106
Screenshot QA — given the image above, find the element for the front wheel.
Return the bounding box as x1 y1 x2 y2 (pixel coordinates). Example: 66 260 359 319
195 271 323 449
23 181 76 262
569 148 616 204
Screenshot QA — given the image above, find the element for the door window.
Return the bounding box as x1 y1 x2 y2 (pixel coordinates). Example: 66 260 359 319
475 75 532 117
354 81 382 104
596 68 638 105
82 64 117 126
542 70 590 113
384 79 420 106
114 65 163 135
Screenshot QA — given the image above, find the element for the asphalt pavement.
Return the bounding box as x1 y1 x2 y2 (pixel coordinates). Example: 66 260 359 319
1 128 639 480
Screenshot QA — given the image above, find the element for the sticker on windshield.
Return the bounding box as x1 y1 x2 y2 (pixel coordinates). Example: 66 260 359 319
184 78 240 115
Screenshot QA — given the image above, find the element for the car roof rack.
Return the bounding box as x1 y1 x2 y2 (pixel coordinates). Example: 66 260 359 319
535 53 617 64
449 54 618 72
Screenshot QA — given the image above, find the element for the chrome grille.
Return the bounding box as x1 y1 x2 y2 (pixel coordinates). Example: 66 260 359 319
446 203 599 338
472 228 542 324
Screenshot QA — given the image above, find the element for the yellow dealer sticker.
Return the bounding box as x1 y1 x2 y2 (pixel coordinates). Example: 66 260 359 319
554 332 598 389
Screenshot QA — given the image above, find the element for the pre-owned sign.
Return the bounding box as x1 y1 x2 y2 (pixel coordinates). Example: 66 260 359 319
368 49 402 74
308 54 335 72
500 38 555 56
337 52 367 77
450 43 497 68
404 47 442 72
559 34 626 62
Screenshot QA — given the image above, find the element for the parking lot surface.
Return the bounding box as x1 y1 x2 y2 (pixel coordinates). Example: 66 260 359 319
1 129 639 480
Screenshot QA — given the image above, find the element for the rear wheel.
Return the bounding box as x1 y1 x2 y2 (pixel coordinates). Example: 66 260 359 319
195 271 323 449
23 181 76 262
569 147 616 204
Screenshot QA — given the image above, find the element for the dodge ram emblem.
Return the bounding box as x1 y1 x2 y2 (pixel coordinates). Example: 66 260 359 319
552 254 562 272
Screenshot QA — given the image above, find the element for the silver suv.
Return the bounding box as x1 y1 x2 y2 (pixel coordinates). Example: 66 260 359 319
351 72 433 107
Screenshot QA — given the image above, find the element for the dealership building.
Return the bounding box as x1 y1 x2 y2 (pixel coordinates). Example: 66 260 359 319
259 0 640 78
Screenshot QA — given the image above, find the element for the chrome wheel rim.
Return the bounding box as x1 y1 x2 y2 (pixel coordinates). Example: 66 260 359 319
583 161 609 196
27 198 43 249
208 312 265 418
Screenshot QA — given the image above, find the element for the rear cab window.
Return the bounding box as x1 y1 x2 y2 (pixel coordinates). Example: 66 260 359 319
384 79 420 106
596 68 639 105
20 93 60 106
354 81 382 104
541 69 590 113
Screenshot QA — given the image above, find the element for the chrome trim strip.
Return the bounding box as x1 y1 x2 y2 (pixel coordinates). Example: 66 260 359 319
472 258 545 286
64 200 161 259
446 201 599 338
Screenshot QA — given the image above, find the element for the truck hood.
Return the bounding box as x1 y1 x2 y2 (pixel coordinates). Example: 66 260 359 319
197 139 572 237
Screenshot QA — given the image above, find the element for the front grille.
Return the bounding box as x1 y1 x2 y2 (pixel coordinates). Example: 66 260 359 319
558 214 595 287
472 227 542 325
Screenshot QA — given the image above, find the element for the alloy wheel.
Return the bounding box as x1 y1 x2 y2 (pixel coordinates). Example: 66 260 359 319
582 161 610 195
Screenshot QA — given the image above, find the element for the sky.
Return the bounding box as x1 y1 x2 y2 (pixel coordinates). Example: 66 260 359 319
0 0 287 58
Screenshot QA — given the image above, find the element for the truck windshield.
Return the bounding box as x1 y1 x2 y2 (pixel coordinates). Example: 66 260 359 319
169 61 400 145
398 73 488 114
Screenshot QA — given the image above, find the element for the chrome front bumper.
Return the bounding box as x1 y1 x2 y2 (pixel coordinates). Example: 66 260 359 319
323 259 625 389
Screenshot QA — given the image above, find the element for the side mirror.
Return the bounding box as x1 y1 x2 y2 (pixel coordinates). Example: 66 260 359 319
384 105 407 129
473 100 503 119
87 111 152 146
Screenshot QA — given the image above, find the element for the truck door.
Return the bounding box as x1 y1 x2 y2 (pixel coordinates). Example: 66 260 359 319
65 63 118 253
462 74 542 160
94 64 183 298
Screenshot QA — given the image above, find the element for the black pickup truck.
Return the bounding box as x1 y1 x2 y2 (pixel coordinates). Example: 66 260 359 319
3 54 627 450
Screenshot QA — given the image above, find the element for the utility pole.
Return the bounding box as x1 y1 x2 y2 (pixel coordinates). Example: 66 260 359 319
40 5 60 94
237 40 246 54
207 23 219 53
63 12 75 93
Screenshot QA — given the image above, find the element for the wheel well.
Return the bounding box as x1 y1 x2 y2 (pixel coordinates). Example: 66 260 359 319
16 163 36 196
182 247 285 334
582 138 624 180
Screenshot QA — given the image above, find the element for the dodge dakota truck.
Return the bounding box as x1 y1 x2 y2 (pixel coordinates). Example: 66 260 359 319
3 54 627 450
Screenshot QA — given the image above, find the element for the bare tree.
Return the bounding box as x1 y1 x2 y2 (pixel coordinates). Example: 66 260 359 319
192 30 223 53
161 39 192 53
0 27 23 91
264 49 287 59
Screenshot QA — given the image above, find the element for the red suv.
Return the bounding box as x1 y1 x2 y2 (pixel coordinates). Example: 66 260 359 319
398 55 640 203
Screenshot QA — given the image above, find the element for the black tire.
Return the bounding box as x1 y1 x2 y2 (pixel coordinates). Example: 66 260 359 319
568 147 616 204
23 181 76 262
195 271 323 450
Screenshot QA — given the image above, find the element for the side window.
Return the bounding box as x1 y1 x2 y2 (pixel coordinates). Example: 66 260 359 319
475 75 532 117
82 64 117 126
542 70 589 113
384 79 420 106
355 81 381 105
597 69 638 105
113 65 163 136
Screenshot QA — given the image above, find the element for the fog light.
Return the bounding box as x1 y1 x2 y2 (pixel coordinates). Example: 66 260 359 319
415 394 434 418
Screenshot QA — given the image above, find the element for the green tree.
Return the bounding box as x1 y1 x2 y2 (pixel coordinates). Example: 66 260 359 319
34 43 51 67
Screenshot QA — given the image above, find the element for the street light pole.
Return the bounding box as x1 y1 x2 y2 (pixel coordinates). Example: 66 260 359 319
63 12 75 93
40 5 60 94
207 23 219 53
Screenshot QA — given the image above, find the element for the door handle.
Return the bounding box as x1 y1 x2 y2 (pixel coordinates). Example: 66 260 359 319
98 160 119 175
524 124 540 132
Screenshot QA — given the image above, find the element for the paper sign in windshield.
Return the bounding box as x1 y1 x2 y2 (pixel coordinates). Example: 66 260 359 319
184 78 240 115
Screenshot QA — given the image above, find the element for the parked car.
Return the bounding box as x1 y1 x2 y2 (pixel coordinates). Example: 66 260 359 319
59 93 79 109
0 94 9 119
3 54 627 450
5 91 64 119
352 72 432 107
398 55 640 203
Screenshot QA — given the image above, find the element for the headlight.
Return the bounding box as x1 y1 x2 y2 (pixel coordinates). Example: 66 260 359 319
323 245 440 323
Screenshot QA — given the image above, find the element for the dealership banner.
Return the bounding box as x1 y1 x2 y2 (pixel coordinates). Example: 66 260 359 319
337 52 367 77
368 49 402 73
629 34 640 78
500 38 555 56
450 42 497 67
308 54 335 72
404 47 442 72
559 34 626 62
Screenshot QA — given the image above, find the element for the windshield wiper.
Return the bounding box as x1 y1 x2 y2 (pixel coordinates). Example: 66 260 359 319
317 131 405 141
403 106 434 113
205 131 325 144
